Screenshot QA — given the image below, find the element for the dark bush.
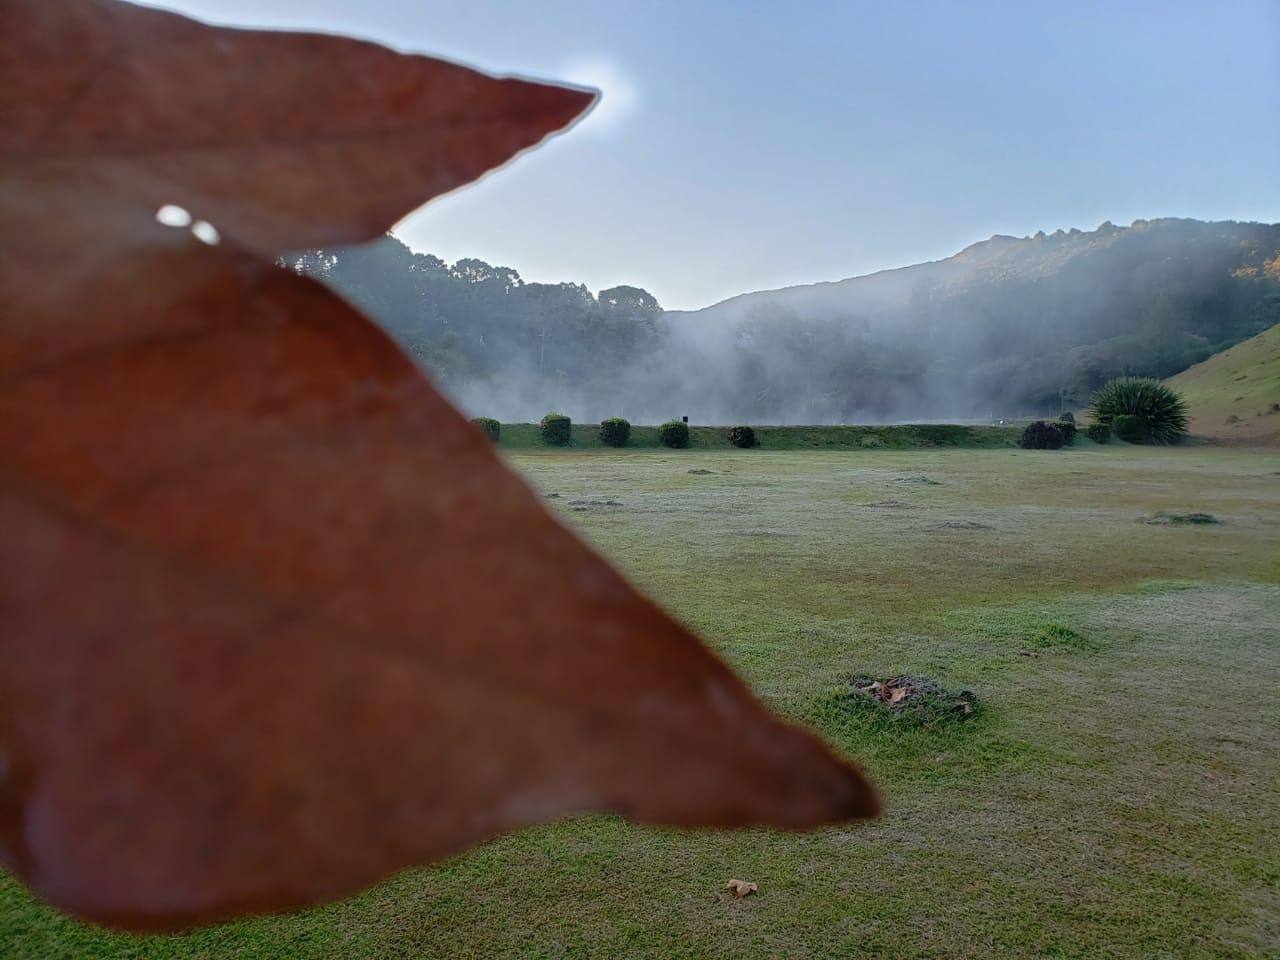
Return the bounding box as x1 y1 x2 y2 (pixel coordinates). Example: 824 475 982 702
728 425 757 448
659 419 690 449
540 412 571 446
469 417 500 442
1111 413 1151 444
1085 422 1110 444
1059 411 1075 424
598 417 631 447
1055 419 1078 445
1089 377 1188 444
1019 420 1064 450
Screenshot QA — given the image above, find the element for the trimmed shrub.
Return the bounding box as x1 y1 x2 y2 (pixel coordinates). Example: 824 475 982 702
728 425 757 448
1085 422 1110 444
1059 411 1075 424
1089 377 1188 444
1055 419 1078 445
1111 413 1151 444
469 416 500 442
659 419 690 449
1019 420 1064 450
598 417 631 447
540 412 571 446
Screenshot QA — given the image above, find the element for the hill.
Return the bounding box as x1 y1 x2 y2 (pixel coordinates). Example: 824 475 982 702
295 218 1280 424
1167 322 1280 445
670 218 1280 422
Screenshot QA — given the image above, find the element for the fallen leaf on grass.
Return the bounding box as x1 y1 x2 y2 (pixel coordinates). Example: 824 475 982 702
726 879 759 898
0 0 878 931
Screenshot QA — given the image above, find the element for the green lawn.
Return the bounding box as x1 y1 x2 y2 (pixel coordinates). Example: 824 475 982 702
4 445 1278 958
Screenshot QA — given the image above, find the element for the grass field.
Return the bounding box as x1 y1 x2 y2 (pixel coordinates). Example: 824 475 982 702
3 444 1278 959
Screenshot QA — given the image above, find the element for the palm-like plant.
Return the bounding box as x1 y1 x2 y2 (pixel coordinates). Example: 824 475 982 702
1089 377 1189 444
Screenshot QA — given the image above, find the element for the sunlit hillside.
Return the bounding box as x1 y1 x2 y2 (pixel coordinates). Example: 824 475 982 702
1168 322 1280 445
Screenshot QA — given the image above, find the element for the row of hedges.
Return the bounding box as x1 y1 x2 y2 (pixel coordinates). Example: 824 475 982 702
477 420 1022 449
474 379 1186 451
476 413 1145 451
481 419 1018 450
473 414 761 448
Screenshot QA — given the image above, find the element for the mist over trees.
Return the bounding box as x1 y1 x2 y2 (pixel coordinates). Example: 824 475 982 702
290 239 666 421
292 219 1280 423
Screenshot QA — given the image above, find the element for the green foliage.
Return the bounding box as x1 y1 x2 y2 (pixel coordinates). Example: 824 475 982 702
1085 422 1111 444
1019 420 1064 450
1112 413 1152 444
1055 419 1078 445
598 417 631 447
539 412 571 446
1089 377 1188 444
728 425 757 448
1059 411 1075 424
659 420 690 449
469 417 500 442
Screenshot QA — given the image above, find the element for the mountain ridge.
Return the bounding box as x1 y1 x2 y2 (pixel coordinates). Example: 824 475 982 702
676 217 1278 319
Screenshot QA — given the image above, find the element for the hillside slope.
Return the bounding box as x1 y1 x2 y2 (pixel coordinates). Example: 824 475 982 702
1167 322 1280 445
668 218 1280 420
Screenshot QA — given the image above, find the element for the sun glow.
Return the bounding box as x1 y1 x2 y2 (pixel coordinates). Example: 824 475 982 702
558 58 636 135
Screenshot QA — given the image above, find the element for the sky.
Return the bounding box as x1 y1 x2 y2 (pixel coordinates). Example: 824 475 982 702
152 0 1279 310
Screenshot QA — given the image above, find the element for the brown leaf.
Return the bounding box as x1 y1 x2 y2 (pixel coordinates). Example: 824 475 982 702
0 0 878 932
2 0 593 257
726 879 759 898
1 0 594 375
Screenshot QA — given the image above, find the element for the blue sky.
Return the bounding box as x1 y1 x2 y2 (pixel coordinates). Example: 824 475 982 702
154 0 1279 309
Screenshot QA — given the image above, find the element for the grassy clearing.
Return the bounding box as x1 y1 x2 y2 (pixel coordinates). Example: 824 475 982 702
3 446 1278 958
496 421 1020 450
